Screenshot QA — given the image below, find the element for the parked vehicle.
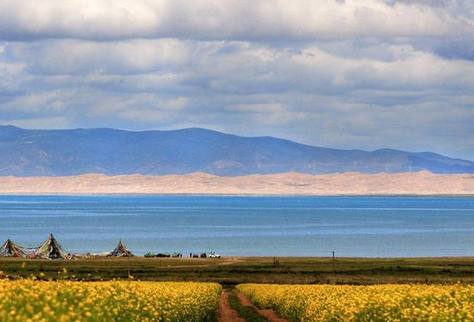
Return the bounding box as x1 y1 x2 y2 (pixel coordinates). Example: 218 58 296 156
208 252 221 258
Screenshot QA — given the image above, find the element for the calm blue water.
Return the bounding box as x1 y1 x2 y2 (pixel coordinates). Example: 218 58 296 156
1 195 473 257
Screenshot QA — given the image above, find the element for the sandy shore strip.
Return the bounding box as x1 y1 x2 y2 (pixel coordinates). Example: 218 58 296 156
0 171 473 195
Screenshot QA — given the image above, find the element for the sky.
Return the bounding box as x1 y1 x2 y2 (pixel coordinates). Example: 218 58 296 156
0 0 473 160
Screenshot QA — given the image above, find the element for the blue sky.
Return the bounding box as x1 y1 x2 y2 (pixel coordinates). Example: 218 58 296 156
0 0 473 160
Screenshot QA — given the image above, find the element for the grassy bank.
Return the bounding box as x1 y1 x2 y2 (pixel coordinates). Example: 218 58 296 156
1 257 474 285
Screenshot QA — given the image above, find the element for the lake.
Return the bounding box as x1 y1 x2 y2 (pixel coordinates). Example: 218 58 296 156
1 195 473 257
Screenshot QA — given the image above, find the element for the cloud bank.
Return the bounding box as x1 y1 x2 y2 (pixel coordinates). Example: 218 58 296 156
0 0 473 160
1 0 471 41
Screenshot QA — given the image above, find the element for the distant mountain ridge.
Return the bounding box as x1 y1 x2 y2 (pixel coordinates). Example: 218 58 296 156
0 125 473 176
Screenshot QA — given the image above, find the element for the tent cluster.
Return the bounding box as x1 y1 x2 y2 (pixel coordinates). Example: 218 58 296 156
0 234 134 260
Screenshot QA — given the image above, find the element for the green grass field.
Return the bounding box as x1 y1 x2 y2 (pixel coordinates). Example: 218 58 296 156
1 257 474 285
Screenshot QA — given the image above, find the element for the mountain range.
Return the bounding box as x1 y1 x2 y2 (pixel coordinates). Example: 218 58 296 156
0 125 473 176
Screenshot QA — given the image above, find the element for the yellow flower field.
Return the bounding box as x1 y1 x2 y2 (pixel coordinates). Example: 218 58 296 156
0 280 221 321
237 283 474 321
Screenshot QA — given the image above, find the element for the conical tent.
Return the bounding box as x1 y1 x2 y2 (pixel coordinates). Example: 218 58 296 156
34 234 69 259
108 240 134 257
0 239 26 257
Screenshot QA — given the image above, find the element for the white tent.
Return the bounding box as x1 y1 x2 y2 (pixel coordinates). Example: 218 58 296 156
34 234 69 259
108 240 134 257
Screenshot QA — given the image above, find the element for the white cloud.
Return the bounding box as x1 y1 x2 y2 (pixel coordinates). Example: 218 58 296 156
12 39 190 74
0 0 471 41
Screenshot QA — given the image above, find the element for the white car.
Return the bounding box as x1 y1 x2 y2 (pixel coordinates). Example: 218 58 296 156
208 252 221 258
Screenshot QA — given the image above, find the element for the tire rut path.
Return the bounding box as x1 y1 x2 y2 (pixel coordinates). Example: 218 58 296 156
218 290 246 322
237 291 288 322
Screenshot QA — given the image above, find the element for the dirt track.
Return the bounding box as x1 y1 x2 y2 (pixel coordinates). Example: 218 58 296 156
218 287 288 322
236 291 288 322
218 290 245 322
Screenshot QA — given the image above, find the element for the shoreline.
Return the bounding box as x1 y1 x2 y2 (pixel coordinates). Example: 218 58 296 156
4 255 474 259
0 171 473 195
1 193 473 197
